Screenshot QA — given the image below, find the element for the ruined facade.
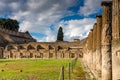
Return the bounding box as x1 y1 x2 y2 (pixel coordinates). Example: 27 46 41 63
3 41 83 59
0 24 83 59
82 0 120 80
0 26 36 58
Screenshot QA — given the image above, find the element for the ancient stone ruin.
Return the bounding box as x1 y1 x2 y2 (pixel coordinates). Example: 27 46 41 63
82 0 120 80
0 0 119 80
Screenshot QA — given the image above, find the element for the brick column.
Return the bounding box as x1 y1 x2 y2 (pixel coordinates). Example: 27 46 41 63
101 1 112 80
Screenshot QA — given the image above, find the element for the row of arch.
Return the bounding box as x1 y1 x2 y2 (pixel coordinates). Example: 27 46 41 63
6 44 56 51
6 44 73 51
6 51 83 59
4 44 83 59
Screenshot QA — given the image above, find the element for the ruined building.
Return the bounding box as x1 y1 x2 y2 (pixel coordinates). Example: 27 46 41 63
82 0 120 80
0 21 83 59
3 41 83 59
0 0 120 80
0 18 36 58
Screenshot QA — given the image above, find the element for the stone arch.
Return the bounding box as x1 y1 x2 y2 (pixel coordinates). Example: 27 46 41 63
7 45 16 51
37 45 45 51
58 46 63 51
18 45 25 49
49 45 54 50
27 45 35 50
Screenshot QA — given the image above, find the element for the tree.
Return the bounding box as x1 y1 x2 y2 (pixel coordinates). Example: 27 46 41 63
0 18 19 31
57 27 64 41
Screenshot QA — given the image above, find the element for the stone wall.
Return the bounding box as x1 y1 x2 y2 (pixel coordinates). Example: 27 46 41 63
112 0 120 80
82 0 120 80
0 28 36 47
3 41 83 59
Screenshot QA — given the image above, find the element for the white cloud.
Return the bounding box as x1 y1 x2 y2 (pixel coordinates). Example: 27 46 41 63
79 0 102 16
0 0 99 42
8 0 75 33
57 18 96 41
79 0 112 16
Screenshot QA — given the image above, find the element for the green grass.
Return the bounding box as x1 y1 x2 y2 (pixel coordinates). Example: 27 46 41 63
0 59 71 80
72 59 86 80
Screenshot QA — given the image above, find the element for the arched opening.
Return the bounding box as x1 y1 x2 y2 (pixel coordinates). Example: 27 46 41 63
8 45 16 51
37 45 45 51
10 52 13 58
62 53 64 58
20 53 23 58
58 46 63 51
70 53 75 58
18 45 25 51
27 45 35 51
30 53 33 58
49 45 54 50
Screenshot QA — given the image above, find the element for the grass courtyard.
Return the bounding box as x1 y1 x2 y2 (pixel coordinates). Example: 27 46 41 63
0 58 86 80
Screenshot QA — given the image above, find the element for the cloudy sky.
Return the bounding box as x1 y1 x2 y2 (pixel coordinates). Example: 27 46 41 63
0 0 106 42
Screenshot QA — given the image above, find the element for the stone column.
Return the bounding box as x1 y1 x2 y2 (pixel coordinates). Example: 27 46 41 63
87 31 91 68
89 29 93 70
96 15 102 79
112 0 120 80
92 23 97 74
112 0 120 39
101 1 112 80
